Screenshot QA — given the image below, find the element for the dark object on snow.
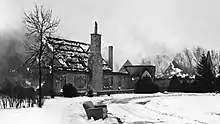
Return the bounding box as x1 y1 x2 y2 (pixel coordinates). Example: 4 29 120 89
62 83 78 97
87 89 94 97
83 101 108 120
115 117 123 124
107 92 111 96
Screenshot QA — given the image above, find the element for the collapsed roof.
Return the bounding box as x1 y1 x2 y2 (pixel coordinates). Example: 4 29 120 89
46 37 112 72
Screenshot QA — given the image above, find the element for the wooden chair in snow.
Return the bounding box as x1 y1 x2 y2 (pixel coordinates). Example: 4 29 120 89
82 101 108 120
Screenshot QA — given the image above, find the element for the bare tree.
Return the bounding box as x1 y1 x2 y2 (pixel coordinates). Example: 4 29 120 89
183 48 195 74
174 48 196 75
23 4 60 56
192 46 206 64
174 53 188 75
153 54 171 77
114 62 120 72
210 49 220 75
174 46 220 76
23 4 60 107
141 55 171 77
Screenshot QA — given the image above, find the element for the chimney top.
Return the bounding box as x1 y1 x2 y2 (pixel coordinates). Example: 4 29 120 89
94 21 98 34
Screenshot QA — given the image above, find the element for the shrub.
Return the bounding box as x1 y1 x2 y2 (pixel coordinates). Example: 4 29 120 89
191 79 200 92
87 89 94 97
37 97 45 107
0 78 14 97
181 79 194 92
135 77 160 94
62 83 78 97
213 76 220 92
167 75 182 92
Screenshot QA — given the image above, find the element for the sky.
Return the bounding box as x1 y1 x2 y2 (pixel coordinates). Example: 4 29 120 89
0 0 220 70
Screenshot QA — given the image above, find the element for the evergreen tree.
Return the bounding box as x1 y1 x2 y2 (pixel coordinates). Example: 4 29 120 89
167 75 182 92
196 53 214 92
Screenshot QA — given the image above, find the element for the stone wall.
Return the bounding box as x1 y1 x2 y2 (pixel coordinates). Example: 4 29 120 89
66 73 90 91
46 73 66 93
104 72 132 90
50 71 132 92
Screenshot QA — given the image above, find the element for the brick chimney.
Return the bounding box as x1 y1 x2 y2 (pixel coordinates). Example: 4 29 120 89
90 21 103 91
108 46 113 70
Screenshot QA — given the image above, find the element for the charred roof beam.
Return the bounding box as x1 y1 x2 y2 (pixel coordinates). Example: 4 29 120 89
46 36 90 46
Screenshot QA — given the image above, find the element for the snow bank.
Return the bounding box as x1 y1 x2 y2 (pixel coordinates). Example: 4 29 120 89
0 93 220 124
145 94 220 123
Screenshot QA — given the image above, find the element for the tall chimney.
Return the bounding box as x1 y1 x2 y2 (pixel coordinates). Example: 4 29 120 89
108 46 113 70
90 21 103 91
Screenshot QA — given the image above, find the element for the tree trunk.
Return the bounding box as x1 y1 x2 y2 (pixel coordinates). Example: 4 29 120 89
38 34 43 108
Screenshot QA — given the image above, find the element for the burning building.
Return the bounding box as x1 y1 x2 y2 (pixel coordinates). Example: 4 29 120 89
45 22 133 93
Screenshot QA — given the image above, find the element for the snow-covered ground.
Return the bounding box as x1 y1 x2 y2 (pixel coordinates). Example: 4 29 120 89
0 93 220 124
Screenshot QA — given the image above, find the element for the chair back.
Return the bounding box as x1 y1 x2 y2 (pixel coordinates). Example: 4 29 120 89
83 101 94 110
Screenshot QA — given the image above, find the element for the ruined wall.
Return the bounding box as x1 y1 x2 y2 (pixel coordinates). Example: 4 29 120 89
73 74 90 90
103 76 113 90
51 71 132 92
120 75 133 89
47 72 89 93
50 73 66 93
104 72 132 90
66 72 90 90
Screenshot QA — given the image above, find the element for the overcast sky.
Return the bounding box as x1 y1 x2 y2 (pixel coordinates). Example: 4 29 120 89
1 0 220 69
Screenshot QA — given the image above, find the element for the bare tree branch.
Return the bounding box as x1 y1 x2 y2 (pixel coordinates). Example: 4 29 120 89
23 3 60 58
23 3 60 106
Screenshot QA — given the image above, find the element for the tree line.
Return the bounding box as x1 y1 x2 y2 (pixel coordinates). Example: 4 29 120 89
167 51 220 93
141 46 220 78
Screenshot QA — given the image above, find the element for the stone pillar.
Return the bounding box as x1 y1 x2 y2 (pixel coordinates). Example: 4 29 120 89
108 46 113 70
90 22 103 91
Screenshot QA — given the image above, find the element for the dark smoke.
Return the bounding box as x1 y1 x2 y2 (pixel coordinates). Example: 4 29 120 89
0 29 26 86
